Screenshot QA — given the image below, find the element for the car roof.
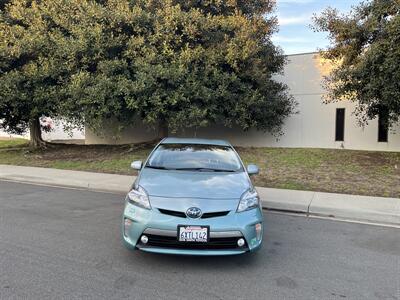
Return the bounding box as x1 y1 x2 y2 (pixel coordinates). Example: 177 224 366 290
161 137 231 147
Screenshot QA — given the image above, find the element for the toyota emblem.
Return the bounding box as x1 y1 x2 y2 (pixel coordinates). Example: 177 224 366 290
186 207 202 219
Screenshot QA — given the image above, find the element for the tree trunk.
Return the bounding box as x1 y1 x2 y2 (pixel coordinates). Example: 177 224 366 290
29 117 45 148
158 118 169 139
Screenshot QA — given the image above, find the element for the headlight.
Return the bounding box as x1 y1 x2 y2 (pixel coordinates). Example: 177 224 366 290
237 189 259 212
127 186 151 209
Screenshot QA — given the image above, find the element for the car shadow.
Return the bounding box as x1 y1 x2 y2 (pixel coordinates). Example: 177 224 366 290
124 251 260 273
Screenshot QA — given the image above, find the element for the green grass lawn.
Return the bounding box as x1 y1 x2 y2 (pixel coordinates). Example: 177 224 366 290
0 138 399 198
0 138 29 149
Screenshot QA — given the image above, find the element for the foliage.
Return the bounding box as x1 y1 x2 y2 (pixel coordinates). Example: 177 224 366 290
118 0 295 136
313 0 400 126
0 0 65 135
0 0 136 140
0 0 295 142
59 0 142 134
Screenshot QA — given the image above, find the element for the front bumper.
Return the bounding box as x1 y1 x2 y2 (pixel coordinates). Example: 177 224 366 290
122 202 263 255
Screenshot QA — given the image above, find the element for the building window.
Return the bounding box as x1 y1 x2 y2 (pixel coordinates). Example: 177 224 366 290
335 108 345 142
378 111 388 142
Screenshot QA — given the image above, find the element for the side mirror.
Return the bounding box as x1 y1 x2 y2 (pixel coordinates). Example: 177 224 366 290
247 164 259 176
131 161 143 170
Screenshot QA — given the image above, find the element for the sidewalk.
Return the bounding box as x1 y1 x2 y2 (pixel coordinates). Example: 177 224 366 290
1 164 399 226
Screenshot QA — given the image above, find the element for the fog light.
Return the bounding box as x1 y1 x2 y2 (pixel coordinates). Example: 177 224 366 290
237 238 245 247
124 218 132 237
255 223 262 241
141 235 148 244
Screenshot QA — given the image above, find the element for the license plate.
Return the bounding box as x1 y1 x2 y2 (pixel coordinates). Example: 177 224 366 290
178 225 209 243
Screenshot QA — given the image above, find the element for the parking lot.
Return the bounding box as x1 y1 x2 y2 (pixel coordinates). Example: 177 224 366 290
0 181 398 300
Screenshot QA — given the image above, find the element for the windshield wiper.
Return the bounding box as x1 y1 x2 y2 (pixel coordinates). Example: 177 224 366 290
146 166 236 172
173 167 236 172
145 165 169 170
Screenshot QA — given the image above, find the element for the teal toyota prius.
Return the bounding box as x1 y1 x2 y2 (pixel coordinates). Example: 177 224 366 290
121 138 263 255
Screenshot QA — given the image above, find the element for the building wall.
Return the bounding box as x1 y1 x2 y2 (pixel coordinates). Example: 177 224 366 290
85 53 400 151
41 120 85 142
0 119 84 141
85 119 157 145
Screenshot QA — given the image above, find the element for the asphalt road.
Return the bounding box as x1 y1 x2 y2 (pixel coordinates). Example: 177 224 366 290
0 181 399 300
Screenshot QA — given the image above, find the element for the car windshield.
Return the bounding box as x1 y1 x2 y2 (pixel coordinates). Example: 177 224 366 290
146 144 243 172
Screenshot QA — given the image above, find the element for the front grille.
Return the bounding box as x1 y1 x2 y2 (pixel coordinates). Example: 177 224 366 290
201 211 229 218
138 234 247 251
158 209 186 218
158 208 230 219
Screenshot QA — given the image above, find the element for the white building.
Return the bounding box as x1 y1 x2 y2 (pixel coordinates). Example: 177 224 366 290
85 52 400 151
0 119 84 142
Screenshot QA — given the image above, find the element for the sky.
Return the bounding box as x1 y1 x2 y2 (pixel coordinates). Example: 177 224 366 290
273 0 362 55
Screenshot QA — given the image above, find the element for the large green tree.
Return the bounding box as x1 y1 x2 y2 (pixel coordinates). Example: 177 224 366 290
65 0 295 138
313 0 400 127
1 0 295 145
125 0 295 137
0 0 59 147
0 0 135 146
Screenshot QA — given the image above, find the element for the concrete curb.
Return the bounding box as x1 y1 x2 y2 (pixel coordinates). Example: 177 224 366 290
1 165 399 226
258 187 400 226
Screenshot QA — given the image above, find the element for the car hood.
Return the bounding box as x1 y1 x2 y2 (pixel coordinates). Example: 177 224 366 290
138 168 250 200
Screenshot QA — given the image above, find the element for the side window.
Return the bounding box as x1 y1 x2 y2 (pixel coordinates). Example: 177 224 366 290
378 110 389 142
335 108 345 142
